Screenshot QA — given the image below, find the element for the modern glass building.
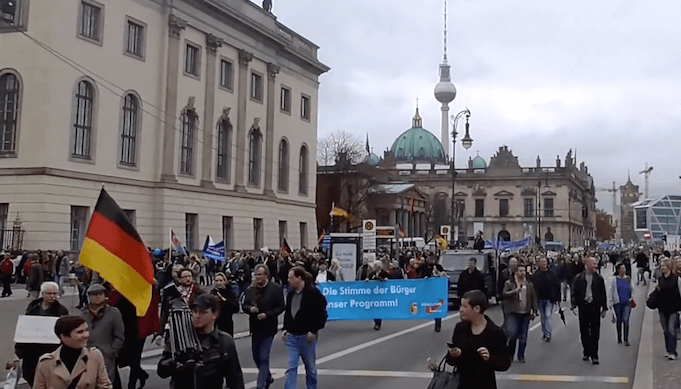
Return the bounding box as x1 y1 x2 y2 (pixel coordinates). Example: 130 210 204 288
633 195 681 242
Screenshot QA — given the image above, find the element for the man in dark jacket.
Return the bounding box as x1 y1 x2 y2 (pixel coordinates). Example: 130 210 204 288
283 266 327 389
458 257 487 298
571 257 607 364
531 257 561 342
158 294 245 389
14 281 69 386
242 264 285 389
445 289 510 388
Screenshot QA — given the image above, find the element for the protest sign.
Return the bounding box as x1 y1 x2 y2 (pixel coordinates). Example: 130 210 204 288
319 278 447 320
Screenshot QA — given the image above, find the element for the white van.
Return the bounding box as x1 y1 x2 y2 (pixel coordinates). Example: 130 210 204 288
396 237 425 249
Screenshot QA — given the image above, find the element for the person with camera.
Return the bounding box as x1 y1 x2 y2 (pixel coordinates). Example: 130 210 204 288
157 294 245 389
444 289 510 389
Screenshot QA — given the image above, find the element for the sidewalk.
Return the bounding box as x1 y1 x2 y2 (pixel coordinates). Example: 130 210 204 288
632 280 681 389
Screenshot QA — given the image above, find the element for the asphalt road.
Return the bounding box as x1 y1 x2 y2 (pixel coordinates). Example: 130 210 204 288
2 270 647 388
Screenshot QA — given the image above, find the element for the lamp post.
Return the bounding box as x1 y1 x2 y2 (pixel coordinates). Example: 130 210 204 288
450 108 472 247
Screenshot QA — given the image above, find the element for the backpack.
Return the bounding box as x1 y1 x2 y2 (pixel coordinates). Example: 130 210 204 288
1 259 12 276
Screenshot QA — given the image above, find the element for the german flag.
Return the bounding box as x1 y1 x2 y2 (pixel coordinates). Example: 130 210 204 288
79 188 154 316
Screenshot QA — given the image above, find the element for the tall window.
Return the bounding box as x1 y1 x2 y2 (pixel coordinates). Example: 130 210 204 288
125 19 144 57
278 139 289 191
250 72 263 102
180 110 197 175
222 216 233 252
475 199 485 218
499 199 509 217
300 94 311 120
248 128 262 185
524 198 534 217
279 220 287 248
280 86 291 113
185 44 200 77
185 213 198 251
0 73 19 153
120 94 138 166
216 119 232 180
455 199 465 218
79 1 102 42
73 80 94 158
253 218 263 250
544 198 554 217
0 203 6 247
0 0 20 27
298 145 308 194
300 222 307 249
70 206 89 251
219 59 233 90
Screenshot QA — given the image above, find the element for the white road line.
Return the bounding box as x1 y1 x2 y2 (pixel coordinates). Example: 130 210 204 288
138 366 629 383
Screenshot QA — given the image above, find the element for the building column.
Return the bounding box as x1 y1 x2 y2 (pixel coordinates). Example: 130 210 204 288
234 49 253 191
263 63 279 196
161 14 187 182
389 208 396 226
200 34 224 188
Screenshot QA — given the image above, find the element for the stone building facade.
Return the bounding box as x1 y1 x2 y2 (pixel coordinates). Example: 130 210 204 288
0 0 328 252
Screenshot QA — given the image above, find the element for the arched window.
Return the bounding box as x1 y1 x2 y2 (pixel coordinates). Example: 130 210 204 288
73 80 95 158
248 128 262 185
278 139 289 191
0 73 19 153
298 145 308 195
120 94 139 166
216 118 232 180
180 110 197 174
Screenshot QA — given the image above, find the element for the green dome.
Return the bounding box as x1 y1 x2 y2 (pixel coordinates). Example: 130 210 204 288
472 155 487 169
390 109 446 163
364 153 380 166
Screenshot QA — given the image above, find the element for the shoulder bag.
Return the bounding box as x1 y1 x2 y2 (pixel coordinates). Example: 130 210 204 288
427 355 459 389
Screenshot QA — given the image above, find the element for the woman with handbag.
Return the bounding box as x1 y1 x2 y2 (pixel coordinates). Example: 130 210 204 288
609 263 633 346
442 289 510 389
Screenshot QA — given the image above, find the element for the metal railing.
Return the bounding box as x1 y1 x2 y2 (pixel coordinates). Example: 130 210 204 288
0 228 24 252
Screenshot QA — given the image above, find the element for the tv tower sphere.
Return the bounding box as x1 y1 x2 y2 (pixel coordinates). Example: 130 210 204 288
434 79 456 103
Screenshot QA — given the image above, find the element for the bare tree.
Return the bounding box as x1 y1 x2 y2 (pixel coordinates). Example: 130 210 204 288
317 130 366 166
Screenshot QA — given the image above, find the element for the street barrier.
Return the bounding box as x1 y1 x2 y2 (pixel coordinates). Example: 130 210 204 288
318 278 448 320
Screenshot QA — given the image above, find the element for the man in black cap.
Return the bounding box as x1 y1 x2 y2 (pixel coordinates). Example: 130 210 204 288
158 294 245 389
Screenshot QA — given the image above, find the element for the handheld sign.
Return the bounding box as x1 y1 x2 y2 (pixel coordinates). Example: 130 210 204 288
14 315 60 344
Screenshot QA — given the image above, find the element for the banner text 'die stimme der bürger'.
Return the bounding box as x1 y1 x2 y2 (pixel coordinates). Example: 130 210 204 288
318 278 448 320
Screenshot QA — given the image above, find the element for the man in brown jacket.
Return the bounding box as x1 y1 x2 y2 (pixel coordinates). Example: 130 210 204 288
502 265 538 363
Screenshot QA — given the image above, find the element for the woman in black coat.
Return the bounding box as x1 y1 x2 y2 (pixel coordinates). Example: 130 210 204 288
212 272 240 335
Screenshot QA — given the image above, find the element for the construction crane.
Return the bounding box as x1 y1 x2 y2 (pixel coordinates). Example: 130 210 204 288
596 181 619 221
639 163 653 199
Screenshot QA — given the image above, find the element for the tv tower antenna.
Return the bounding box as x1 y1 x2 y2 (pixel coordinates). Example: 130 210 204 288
443 0 448 62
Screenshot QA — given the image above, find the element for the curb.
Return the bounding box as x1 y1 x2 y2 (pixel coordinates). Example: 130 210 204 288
632 282 653 389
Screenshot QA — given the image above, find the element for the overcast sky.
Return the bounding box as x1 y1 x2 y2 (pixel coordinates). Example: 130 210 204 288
274 0 681 214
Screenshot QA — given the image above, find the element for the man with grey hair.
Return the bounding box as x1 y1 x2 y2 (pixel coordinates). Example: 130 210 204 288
243 264 284 389
15 281 69 386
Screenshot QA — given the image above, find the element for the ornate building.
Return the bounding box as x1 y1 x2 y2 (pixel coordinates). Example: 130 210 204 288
318 110 598 248
0 0 328 251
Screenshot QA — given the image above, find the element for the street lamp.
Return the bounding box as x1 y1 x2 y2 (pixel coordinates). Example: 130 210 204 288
450 108 472 247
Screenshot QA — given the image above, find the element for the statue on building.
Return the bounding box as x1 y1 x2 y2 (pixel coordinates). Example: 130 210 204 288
536 155 541 168
556 155 561 168
468 156 473 169
262 0 272 12
565 149 573 168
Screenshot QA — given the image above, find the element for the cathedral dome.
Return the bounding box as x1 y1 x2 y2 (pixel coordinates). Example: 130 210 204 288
364 153 380 166
390 109 446 164
472 153 487 169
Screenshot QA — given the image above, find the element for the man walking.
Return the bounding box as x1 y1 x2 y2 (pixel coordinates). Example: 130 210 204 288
1 252 14 297
458 257 487 298
283 266 328 389
571 257 607 364
243 264 285 389
158 294 245 389
531 257 561 342
80 283 126 388
502 265 538 363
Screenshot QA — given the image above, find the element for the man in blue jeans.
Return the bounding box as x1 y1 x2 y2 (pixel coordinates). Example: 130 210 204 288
282 266 328 389
531 257 561 342
243 264 284 389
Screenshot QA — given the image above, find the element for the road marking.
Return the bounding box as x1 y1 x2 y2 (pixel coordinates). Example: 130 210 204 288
139 366 628 384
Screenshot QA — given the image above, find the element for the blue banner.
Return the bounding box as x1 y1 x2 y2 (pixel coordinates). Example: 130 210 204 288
318 278 448 320
484 236 532 251
202 236 225 262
